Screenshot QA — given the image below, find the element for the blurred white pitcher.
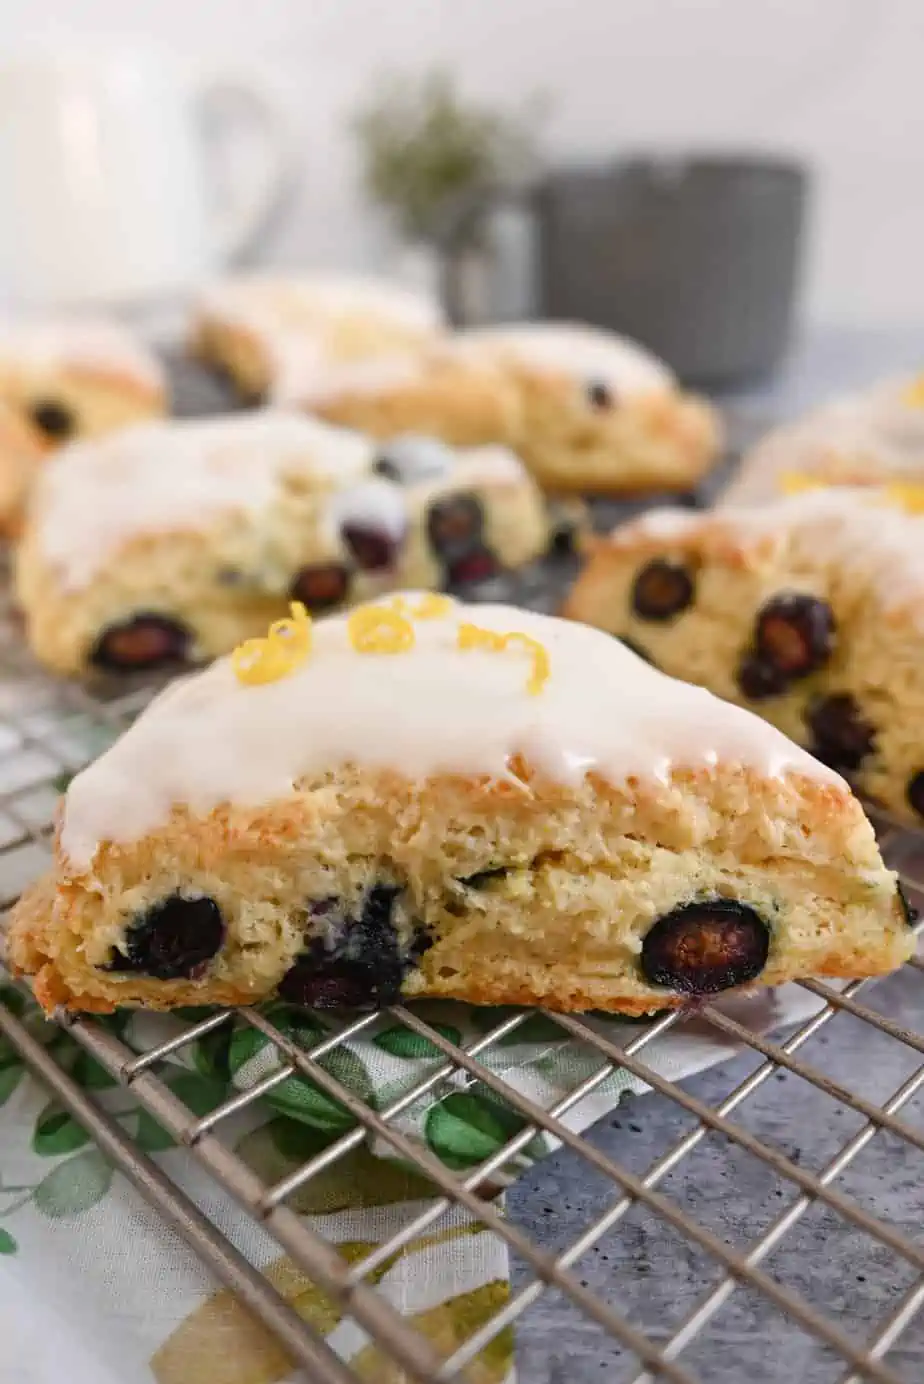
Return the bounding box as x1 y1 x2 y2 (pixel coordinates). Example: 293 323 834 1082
0 44 293 310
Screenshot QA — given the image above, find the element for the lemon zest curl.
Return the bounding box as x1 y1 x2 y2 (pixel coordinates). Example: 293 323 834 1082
232 602 313 686
457 622 550 695
348 605 416 654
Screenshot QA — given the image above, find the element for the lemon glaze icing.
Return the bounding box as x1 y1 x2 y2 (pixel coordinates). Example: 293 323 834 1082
451 322 676 394
60 596 842 872
271 321 676 409
199 273 444 354
31 412 375 591
0 318 164 393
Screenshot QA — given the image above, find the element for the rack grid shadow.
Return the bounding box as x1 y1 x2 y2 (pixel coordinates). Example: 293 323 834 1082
1 587 923 1384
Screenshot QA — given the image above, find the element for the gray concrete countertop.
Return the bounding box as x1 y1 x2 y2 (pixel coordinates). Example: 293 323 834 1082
508 961 924 1382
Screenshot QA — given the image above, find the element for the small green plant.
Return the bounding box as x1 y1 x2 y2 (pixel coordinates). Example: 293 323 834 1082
352 69 547 245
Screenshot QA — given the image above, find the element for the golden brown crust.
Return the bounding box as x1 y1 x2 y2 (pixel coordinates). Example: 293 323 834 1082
8 759 909 1015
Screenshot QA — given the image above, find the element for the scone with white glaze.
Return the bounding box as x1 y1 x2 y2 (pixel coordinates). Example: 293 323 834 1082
8 595 911 1015
15 415 550 678
565 487 924 825
725 373 924 505
280 322 723 496
0 319 166 534
190 273 445 402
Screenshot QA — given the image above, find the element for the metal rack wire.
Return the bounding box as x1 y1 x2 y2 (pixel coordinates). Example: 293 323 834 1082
1 586 924 1383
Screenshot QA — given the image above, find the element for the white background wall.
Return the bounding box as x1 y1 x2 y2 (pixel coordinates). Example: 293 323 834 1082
1 0 922 327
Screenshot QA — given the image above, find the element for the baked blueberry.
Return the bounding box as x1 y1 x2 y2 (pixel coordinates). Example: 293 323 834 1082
736 652 788 701
907 771 924 819
90 613 191 671
631 559 695 621
278 885 431 1009
754 592 835 679
426 493 485 562
446 547 500 587
289 563 351 612
106 895 224 980
641 899 770 994
342 523 400 572
29 397 76 440
806 694 875 772
586 380 615 410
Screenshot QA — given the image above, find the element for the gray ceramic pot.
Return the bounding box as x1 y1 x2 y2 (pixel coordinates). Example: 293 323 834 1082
440 155 809 387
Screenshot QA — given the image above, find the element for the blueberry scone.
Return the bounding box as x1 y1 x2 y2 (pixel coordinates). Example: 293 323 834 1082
191 273 445 402
565 487 924 826
725 373 924 505
0 318 166 534
281 322 723 496
15 414 549 678
7 596 910 1015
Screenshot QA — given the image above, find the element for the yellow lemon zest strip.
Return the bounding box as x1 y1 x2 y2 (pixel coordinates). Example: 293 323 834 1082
232 602 313 685
457 623 550 695
885 482 924 514
778 472 827 496
348 605 416 654
902 374 924 408
389 593 454 620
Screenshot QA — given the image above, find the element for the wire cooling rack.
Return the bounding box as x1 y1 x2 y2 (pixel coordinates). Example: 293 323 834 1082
1 585 924 1382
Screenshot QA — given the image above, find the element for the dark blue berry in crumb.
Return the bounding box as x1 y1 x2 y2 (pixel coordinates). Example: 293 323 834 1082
278 885 431 1009
806 694 875 772
586 380 615 410
288 562 351 612
641 898 770 994
90 614 191 671
342 523 400 572
446 547 500 588
29 397 76 440
426 492 485 562
631 559 694 620
106 895 224 980
736 651 788 701
754 592 835 678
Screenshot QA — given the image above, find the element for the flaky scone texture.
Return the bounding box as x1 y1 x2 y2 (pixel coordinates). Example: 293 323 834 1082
315 358 722 496
565 497 924 825
8 758 910 1016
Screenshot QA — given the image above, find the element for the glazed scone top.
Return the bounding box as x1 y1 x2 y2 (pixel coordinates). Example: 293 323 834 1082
199 273 445 339
451 323 676 395
728 375 924 502
31 412 374 590
618 487 924 621
273 320 676 407
0 319 164 393
59 596 842 871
